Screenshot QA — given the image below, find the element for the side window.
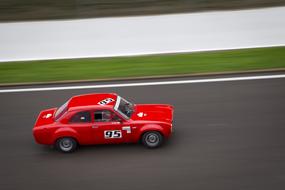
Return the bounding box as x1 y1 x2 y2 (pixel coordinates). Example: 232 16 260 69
70 111 91 123
94 110 121 122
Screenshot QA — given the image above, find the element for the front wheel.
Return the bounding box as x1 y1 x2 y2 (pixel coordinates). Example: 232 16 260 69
55 137 77 153
141 131 163 148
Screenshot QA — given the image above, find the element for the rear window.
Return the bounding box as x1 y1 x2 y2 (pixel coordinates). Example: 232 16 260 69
55 101 68 120
70 111 91 123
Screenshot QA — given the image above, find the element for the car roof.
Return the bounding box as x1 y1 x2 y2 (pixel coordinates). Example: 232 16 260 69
67 93 118 111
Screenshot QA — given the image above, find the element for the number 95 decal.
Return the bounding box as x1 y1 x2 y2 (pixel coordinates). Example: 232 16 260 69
104 130 122 139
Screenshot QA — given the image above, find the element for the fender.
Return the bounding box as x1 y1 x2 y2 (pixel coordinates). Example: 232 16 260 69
52 127 80 144
136 124 167 141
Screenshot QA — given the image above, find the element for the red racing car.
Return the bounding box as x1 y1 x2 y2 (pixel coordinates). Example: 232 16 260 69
33 93 174 153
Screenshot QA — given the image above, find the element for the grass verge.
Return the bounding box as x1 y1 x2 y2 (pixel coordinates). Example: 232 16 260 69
0 46 285 85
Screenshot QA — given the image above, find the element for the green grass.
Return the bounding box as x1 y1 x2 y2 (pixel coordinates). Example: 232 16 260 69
0 46 285 85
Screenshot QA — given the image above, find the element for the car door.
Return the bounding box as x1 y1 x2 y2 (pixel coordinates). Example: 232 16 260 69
91 110 132 144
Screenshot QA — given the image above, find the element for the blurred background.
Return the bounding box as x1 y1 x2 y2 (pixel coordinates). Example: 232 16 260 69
0 0 285 84
1 0 285 21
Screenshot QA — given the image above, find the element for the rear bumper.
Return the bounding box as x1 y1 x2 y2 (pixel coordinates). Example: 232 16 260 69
33 127 53 145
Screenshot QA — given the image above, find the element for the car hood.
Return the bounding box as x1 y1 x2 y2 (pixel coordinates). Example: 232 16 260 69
130 104 173 123
34 108 57 127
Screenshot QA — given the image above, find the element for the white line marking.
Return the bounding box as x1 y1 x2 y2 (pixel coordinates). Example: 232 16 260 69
0 74 285 93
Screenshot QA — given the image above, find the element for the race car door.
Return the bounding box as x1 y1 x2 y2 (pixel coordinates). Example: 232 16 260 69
91 110 130 144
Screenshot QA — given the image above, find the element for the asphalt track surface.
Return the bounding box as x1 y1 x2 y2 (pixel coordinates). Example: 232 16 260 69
1 72 285 190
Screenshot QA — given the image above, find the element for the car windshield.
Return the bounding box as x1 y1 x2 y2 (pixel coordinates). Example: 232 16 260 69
114 96 134 119
54 100 68 120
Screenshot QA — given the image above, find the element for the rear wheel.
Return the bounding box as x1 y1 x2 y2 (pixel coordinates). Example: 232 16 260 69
141 131 163 148
55 137 77 153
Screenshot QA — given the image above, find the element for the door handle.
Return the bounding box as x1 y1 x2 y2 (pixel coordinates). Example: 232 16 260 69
92 125 98 128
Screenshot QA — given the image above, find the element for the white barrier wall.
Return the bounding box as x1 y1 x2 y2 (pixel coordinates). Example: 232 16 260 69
0 6 285 62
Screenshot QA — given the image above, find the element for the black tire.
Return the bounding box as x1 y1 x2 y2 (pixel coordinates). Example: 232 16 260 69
141 131 164 148
55 137 77 153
